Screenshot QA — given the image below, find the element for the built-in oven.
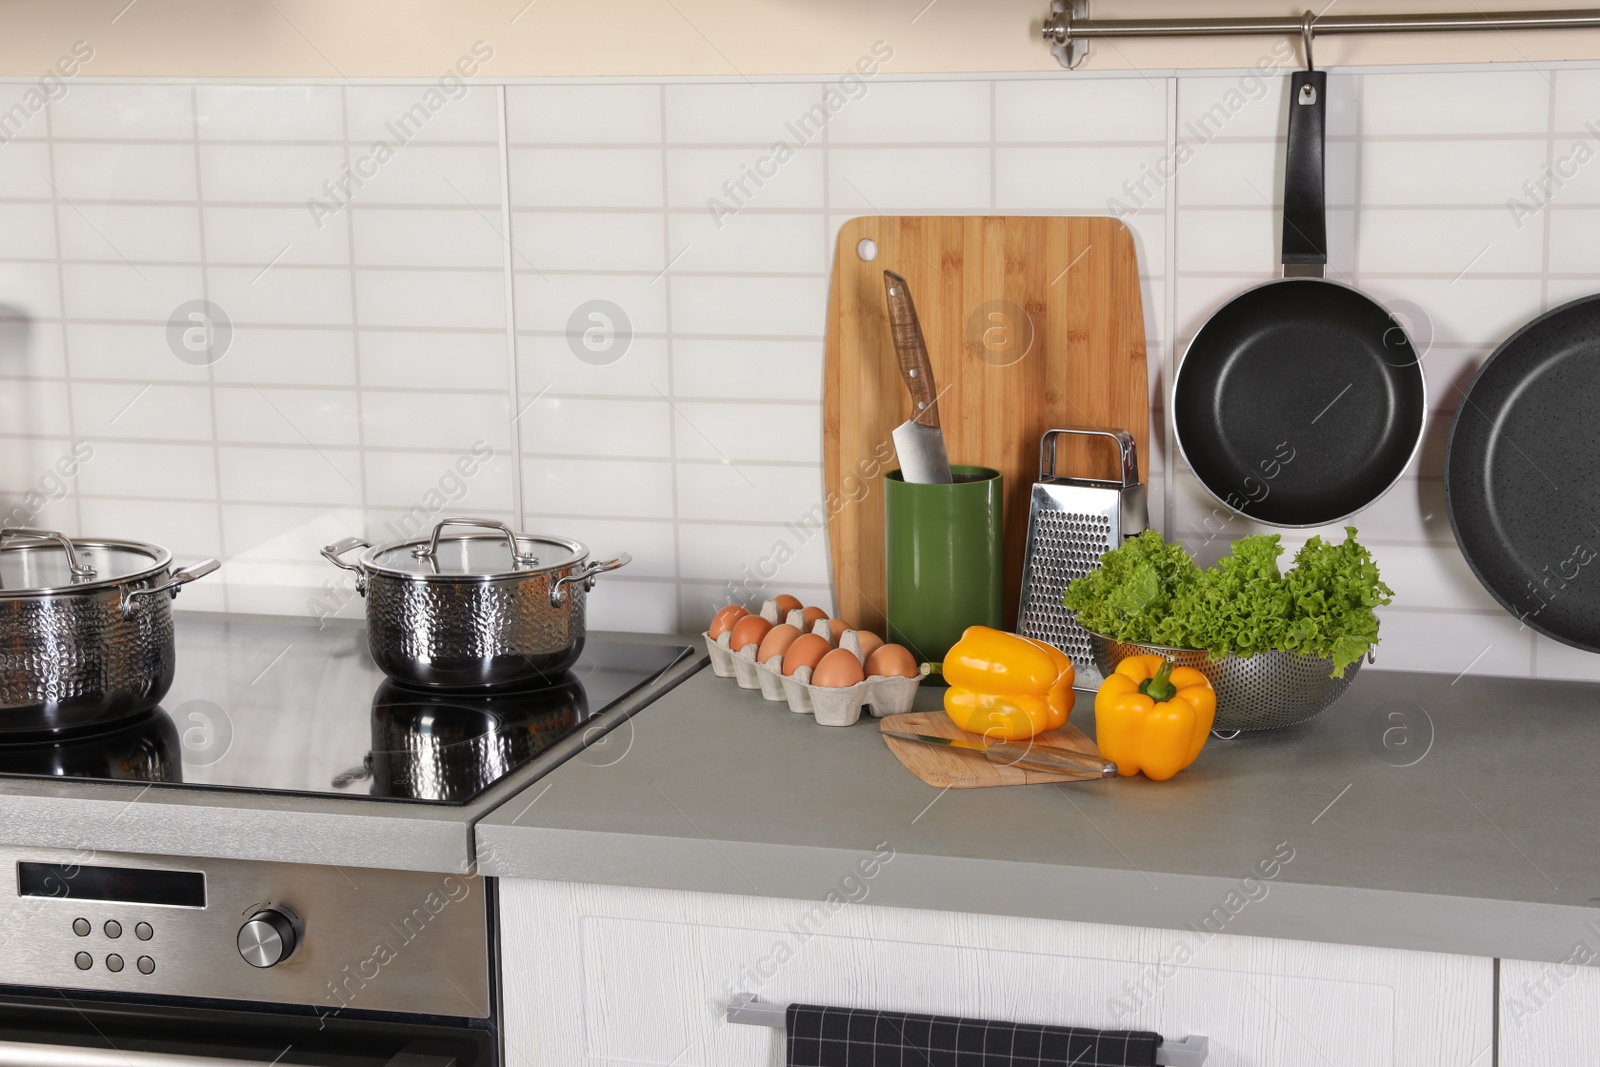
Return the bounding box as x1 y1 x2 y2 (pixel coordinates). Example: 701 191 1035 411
0 846 498 1066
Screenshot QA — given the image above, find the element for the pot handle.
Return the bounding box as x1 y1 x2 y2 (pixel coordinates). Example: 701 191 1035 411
321 537 371 596
549 552 632 608
413 517 540 568
0 527 96 580
120 558 220 616
321 537 371 573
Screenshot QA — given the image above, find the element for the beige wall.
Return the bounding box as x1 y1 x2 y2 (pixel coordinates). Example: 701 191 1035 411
4 0 1600 79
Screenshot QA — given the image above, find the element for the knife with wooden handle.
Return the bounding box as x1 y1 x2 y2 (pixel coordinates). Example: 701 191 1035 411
882 730 1118 778
882 270 953 484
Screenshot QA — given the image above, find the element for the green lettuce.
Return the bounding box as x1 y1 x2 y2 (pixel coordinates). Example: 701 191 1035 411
1062 527 1392 677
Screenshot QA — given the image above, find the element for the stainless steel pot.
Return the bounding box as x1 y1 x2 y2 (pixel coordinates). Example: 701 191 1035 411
321 517 630 690
0 528 220 734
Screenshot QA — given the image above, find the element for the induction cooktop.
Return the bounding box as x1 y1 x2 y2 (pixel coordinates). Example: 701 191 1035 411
0 615 693 806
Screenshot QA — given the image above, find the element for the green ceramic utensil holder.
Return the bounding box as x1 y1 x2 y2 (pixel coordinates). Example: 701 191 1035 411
884 465 1004 665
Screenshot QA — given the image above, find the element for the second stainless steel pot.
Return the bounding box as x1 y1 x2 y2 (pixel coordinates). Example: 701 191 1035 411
322 517 630 690
0 528 219 734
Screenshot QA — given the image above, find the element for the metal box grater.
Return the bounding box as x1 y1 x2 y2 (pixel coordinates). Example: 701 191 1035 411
1017 428 1148 687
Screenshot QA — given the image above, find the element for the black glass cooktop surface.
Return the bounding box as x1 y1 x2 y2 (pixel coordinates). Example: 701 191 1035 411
0 616 692 806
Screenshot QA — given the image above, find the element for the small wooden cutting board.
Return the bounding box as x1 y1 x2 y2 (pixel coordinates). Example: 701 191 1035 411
879 711 1108 789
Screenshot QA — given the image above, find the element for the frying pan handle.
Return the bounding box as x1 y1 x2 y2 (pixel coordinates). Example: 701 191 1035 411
1039 428 1140 488
1281 68 1328 276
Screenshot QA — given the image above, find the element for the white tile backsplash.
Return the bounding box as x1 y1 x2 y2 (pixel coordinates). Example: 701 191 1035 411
666 145 823 210
518 396 673 458
829 146 989 211
995 79 1168 143
58 202 201 262
663 83 824 144
1362 70 1552 136
353 268 504 329
59 263 202 321
507 84 661 144
0 201 59 259
195 85 344 141
6 66 1598 673
511 147 664 208
826 81 989 144
343 85 501 146
50 84 196 140
0 141 53 198
203 205 351 265
515 211 666 273
52 142 198 202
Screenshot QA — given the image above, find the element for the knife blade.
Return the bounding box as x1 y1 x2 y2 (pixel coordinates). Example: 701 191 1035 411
882 270 953 484
883 730 1118 778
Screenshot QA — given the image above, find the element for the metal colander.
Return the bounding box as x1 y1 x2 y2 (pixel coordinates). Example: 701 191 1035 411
1087 632 1366 733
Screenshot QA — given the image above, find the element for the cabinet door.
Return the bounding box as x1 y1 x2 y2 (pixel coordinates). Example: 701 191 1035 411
1500 956 1600 1064
499 879 1491 1067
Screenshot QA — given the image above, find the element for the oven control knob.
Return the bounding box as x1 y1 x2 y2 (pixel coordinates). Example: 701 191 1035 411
237 909 298 968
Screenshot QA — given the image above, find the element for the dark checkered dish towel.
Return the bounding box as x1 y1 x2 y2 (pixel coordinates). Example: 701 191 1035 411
785 1004 1161 1067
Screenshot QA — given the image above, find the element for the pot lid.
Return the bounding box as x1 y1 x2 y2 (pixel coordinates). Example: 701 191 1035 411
363 519 585 579
0 530 171 595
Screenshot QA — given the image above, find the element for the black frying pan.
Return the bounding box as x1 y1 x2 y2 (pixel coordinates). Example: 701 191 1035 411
1446 295 1600 652
1172 66 1427 528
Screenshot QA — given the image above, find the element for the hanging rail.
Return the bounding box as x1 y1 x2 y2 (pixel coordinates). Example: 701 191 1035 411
1043 3 1600 67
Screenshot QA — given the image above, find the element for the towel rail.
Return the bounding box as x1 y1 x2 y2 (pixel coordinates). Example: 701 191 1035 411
1043 2 1600 67
724 993 1209 1066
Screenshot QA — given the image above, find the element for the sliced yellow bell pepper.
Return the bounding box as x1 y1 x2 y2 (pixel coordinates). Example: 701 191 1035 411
938 625 1076 742
1094 655 1216 781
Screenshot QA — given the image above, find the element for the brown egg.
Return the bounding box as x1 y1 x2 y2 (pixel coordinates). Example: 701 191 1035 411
708 604 748 639
772 594 803 617
800 606 829 630
865 644 919 679
812 647 866 688
827 617 853 642
854 631 885 663
781 633 831 677
728 614 773 652
757 623 803 664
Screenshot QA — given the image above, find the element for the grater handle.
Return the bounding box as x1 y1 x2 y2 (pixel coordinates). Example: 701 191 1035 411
1039 428 1140 487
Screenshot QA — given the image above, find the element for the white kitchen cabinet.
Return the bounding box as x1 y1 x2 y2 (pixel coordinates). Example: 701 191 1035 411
499 879 1492 1067
1500 956 1600 1064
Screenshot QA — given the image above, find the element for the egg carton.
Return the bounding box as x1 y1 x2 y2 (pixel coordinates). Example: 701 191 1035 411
705 603 926 725
758 621 925 727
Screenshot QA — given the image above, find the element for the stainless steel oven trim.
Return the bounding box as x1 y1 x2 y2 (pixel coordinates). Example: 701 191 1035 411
0 846 492 1019
0 1040 267 1067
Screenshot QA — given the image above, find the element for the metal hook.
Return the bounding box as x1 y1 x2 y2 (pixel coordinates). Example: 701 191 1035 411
1301 9 1316 71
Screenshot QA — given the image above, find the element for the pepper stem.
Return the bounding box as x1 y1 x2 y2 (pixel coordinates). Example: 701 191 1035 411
1139 659 1177 702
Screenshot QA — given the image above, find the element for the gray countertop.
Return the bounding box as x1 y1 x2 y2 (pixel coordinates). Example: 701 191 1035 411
477 661 1600 966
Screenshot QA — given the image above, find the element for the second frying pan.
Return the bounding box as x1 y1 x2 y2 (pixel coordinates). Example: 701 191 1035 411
1446 294 1600 652
1173 66 1427 528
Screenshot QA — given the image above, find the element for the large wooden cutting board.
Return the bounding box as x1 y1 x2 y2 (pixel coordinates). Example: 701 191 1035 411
823 216 1148 634
879 711 1108 788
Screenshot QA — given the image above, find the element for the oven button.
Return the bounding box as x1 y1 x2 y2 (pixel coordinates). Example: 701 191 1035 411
72 919 90 937
135 922 153 941
104 921 122 939
237 909 298 968
74 952 92 970
136 956 154 975
106 954 123 973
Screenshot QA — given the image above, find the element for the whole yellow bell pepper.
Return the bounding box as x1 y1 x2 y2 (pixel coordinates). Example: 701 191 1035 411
1094 655 1216 781
938 626 1076 742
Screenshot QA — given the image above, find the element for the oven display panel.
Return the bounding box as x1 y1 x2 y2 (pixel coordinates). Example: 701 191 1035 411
17 862 206 908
